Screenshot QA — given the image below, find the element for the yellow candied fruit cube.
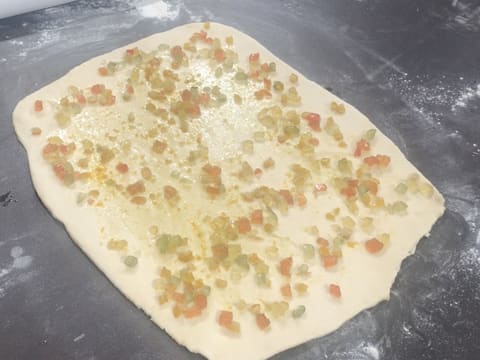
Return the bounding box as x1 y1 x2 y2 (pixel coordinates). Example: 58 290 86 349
331 101 346 114
234 94 242 105
319 247 330 257
294 283 308 295
347 241 359 248
418 182 434 198
325 213 335 221
236 299 247 311
249 304 261 314
320 158 331 167
227 321 240 333
215 278 228 288
107 239 128 250
153 279 163 290
341 216 356 229
158 293 168 304
172 304 183 318
379 233 390 244
360 217 374 233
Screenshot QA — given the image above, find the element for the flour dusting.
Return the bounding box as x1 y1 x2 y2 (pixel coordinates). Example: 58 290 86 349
448 0 480 32
2 0 214 63
459 247 480 272
452 84 480 110
386 74 455 121
183 6 204 22
0 246 34 298
6 27 60 59
136 0 180 21
2 4 143 63
1 246 33 275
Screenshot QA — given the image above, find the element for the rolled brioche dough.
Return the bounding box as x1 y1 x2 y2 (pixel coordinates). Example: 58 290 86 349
13 22 444 359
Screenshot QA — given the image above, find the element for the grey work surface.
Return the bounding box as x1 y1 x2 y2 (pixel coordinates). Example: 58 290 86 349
1 1 480 359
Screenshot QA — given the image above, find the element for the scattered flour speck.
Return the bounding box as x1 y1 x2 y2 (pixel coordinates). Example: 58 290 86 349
362 343 380 360
9 39 24 45
13 254 33 269
73 333 86 342
10 246 24 258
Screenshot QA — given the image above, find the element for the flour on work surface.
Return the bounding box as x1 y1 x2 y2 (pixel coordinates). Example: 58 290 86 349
136 0 180 21
452 84 480 110
0 246 35 298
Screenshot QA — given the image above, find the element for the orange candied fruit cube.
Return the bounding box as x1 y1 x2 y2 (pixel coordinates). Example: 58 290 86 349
218 310 233 327
354 139 370 157
98 67 108 76
365 238 384 254
183 306 201 318
214 48 226 62
34 100 43 112
116 162 129 173
296 193 307 207
90 84 105 95
329 284 341 298
364 155 391 168
254 168 263 177
251 209 263 225
301 112 321 131
152 140 167 154
249 52 260 63
125 47 138 56
76 94 86 105
279 257 293 277
194 294 207 310
321 255 338 269
317 237 329 247
280 284 292 298
126 180 145 196
235 217 251 234
163 185 178 200
279 189 294 205
202 164 221 177
255 313 270 330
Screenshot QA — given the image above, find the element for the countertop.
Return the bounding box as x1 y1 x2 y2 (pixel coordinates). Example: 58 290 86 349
0 1 479 359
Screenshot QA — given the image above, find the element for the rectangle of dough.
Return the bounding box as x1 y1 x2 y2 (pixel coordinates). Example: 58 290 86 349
13 23 444 360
